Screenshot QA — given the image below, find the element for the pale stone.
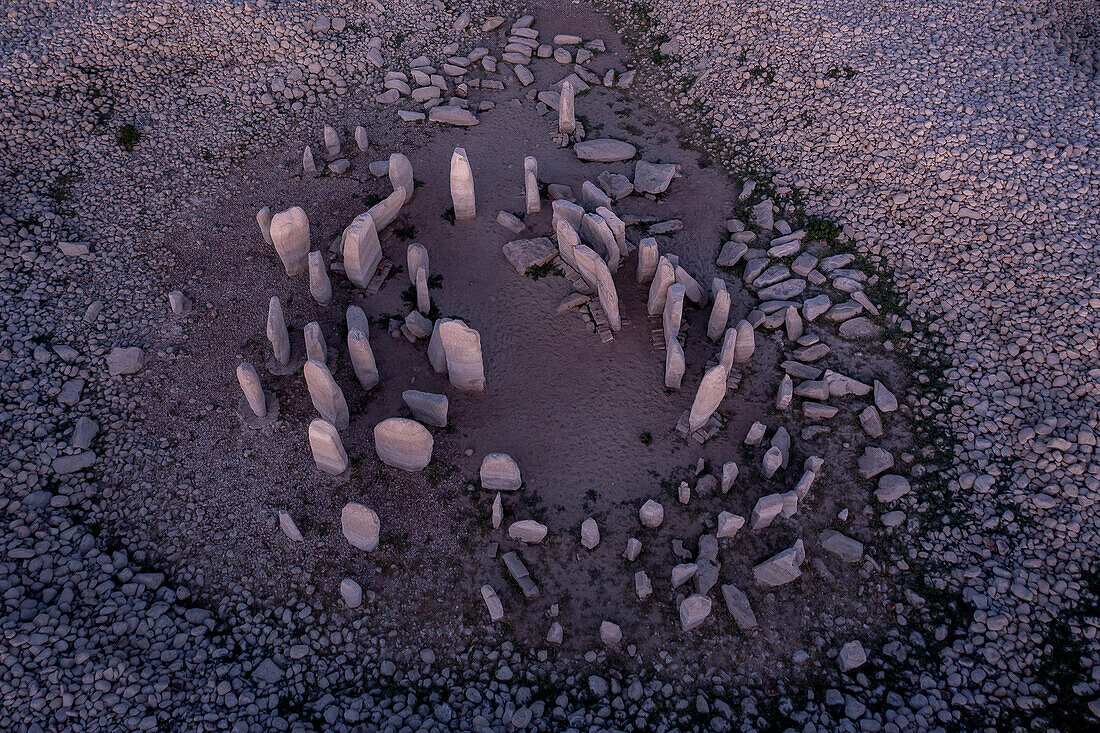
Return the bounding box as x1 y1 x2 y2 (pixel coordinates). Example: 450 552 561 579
347 305 370 337
716 511 744 538
580 518 600 549
555 219 581 270
753 539 805 586
508 520 548 544
278 511 303 541
236 362 266 418
679 595 711 631
415 266 430 314
546 621 563 644
388 153 414 203
838 641 867 671
309 418 348 474
600 621 622 646
721 462 739 492
718 327 737 371
303 146 317 175
674 266 707 305
745 421 767 445
354 126 368 151
266 297 290 366
582 182 612 211
497 210 527 234
858 446 894 478
672 563 698 588
860 405 884 437
450 147 476 220
308 251 332 305
721 584 758 631
270 206 310 276
624 538 642 561
341 502 380 551
402 390 447 427
574 138 637 162
776 374 793 409
348 328 379 390
634 161 677 195
374 417 433 471
819 530 864 562
439 320 485 392
635 571 653 599
339 579 362 608
480 585 504 621
639 499 664 528
733 320 755 363
406 243 429 284
876 474 911 503
342 213 382 288
302 360 348 429
524 156 540 215
168 290 190 314
491 493 503 529
429 106 479 126
502 237 557 273
785 306 803 341
636 237 659 284
552 199 585 232
708 284 730 341
366 187 406 231
689 365 728 432
256 206 273 245
427 318 451 374
665 338 685 389
663 283 685 339
762 446 783 479
573 245 621 331
481 453 521 491
323 124 340 156
874 380 898 412
751 493 785 529
558 80 575 133
304 322 326 363
647 257 675 315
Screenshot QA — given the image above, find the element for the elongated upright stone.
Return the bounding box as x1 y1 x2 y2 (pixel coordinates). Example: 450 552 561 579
304 359 349 429
524 156 540 215
303 146 317 175
689 365 728 432
407 243 429 284
555 218 581 270
309 418 348 475
348 328 379 390
267 296 291 366
663 283 685 340
574 245 621 331
323 124 340 157
256 206 273 246
236 362 266 417
665 338 685 389
636 237 658 284
308 251 332 305
785 305 803 341
581 213 620 274
647 256 675 316
347 305 370 337
342 213 382 288
427 318 451 373
374 417 433 471
718 327 736 371
439 320 485 391
270 206 310 276
415 266 430 314
367 187 406 231
354 126 369 151
304 322 326 363
389 153 414 203
450 147 476 220
708 280 730 341
558 80 576 134
734 320 755 363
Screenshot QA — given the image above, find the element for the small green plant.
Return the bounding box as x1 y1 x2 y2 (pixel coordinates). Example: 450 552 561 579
640 432 653 445
441 206 456 224
748 66 776 85
804 216 841 245
524 262 563 280
826 65 858 80
116 124 140 151
392 221 417 241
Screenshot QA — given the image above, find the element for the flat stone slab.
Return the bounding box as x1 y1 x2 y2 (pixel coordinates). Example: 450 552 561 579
574 138 637 162
634 161 677 194
401 390 448 427
819 530 864 562
106 347 145 375
53 451 96 474
341 502 380 551
721 584 758 631
502 237 557 274
428 106 479 126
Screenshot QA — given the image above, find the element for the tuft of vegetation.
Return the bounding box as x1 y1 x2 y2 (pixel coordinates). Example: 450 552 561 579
639 432 653 445
441 206 456 224
826 65 858 80
116 124 141 151
748 66 776 85
524 262 563 280
804 215 841 245
392 221 417 241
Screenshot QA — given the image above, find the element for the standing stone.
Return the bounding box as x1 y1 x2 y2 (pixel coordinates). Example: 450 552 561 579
733 320 755 363
776 374 793 409
256 206 273 245
402 390 448 427
367 187 406 231
308 418 348 474
481 585 504 622
708 281 730 341
639 499 664 528
270 206 310 276
573 245 621 331
636 237 659 284
374 417 433 471
753 539 805 586
558 80 576 134
665 338 686 389
450 147 476 220
304 359 349 429
340 579 363 608
308 251 333 305
439 320 485 391
303 146 317 175
389 153 414 203
348 329 379 390
278 511 304 541
718 327 737 371
555 219 581 270
323 124 340 156
304 322 326 363
675 266 707 305
347 305 370 337
785 305 803 341
341 502 380 551
267 296 291 366
581 213 620 273
716 511 744 538
647 256 675 315
407 243 430 284
342 213 382 288
236 362 267 417
679 595 712 631
524 156 540 215
354 126 368 151
509 520 548 544
721 461 739 492
415 266 430 314
427 318 451 373
663 283 685 340
689 365 728 432
600 621 622 646
481 453 522 490
580 518 600 549
492 493 503 529
552 199 585 232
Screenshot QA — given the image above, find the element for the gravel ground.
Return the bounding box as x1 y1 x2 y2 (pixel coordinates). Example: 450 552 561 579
1 0 1096 730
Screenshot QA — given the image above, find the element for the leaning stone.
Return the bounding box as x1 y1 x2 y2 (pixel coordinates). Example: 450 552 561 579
679 595 712 631
304 359 349 429
497 211 527 234
857 446 894 479
402 390 448 427
427 318 450 374
580 518 600 549
751 493 785 530
819 530 864 563
389 153 414 203
573 245 621 331
574 138 637 162
776 374 793 409
688 365 728 432
107 347 145 376
270 206 310 276
753 539 805 586
278 511 303 541
308 251 333 305
717 512 745 539
672 563 698 588
744 422 767 445
721 584 758 631
340 579 363 608
406 243 430 284
762 447 783 479
492 493 503 529
634 161 677 194
663 283 685 339
341 502 380 551
374 418 433 471
481 585 504 622
481 453 521 491
450 147 476 220
665 339 685 389
266 297 291 367
236 362 267 417
439 320 485 392
308 418 348 475
708 284 730 341
639 499 664 528
508 520 548 544
348 329 379 390
256 206 273 245
367 187 407 231
342 213 382 288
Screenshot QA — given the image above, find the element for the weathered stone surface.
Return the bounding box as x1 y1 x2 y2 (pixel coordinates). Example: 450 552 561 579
388 153 414 203
751 493 785 530
340 579 363 608
708 283 730 341
256 206 273 245
278 510 303 542
573 245 620 331
753 539 805 586
303 322 326 363
635 570 653 599
348 328 379 390
721 461 739 492
639 499 664 528
636 237 659 284
876 474 911 502
524 156 540 214
374 417 433 471
679 595 712 631
439 320 485 392
502 237 556 274
430 106 479 126
71 417 98 450
236 362 266 417
672 563 698 588
309 418 348 475
558 80 575 133
509 520 548 544
858 446 894 479
721 584 758 631
308 251 332 305
450 147 476 220
689 365 728 432
647 256 675 315
665 338 685 389
757 278 806 301
270 206 310 276
367 187 406 231
819 530 864 562
341 502 380 551
53 451 96 474
860 405 884 437
733 320 755 363
598 171 634 200
492 493 503 529
838 641 867 672
107 347 145 376
634 160 677 194
574 138 637 162
624 538 642 561
266 296 291 366
481 453 521 491
580 518 600 549
717 511 745 539
304 359 349 429
402 390 448 427
874 380 898 412
717 240 748 267
600 621 622 646
663 283 685 339
342 213 382 288
480 585 504 621
839 316 882 340
427 318 451 374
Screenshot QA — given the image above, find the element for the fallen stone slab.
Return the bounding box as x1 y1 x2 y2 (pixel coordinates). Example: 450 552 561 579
429 106 479 126
574 138 637 162
106 347 145 375
634 161 677 194
481 585 504 622
753 539 805 586
819 530 864 563
402 390 448 427
508 520 548 544
502 237 557 274
721 584 758 631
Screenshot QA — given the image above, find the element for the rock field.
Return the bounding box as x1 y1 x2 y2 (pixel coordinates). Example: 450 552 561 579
0 0 1096 730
